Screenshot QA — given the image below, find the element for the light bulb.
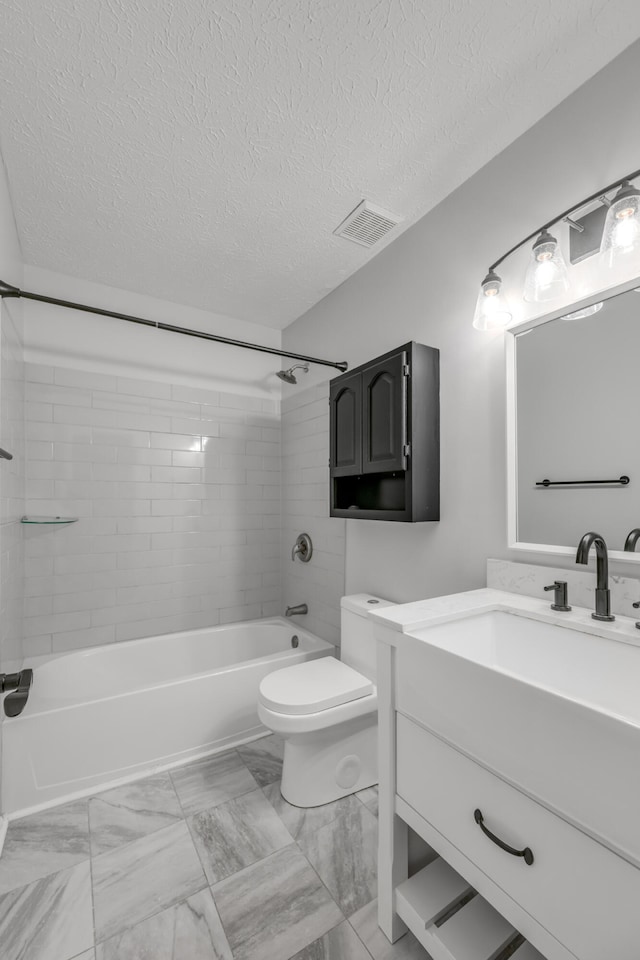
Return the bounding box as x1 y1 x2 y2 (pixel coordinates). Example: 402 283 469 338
523 230 569 302
561 301 603 321
472 270 512 331
600 180 640 267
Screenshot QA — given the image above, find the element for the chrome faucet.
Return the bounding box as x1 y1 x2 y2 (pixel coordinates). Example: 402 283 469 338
624 528 640 552
285 603 308 617
575 531 615 621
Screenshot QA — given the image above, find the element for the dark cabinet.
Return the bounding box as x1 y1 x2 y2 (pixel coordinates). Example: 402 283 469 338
362 351 407 474
329 372 362 476
329 342 439 522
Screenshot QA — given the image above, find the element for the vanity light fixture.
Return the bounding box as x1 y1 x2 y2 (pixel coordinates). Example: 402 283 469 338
600 180 640 265
523 230 569 303
472 270 512 331
473 166 640 330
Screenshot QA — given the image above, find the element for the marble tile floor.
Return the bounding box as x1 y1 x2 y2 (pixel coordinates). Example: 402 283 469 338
0 736 432 960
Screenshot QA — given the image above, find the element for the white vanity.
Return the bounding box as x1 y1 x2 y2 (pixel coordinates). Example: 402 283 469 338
372 587 640 960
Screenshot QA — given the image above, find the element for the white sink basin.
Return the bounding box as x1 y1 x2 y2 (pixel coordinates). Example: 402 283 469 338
412 610 640 723
398 607 640 866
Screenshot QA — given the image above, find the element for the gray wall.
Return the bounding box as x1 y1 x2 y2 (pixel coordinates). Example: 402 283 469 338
282 40 640 607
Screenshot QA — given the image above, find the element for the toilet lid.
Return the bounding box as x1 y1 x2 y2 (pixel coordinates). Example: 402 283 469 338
259 657 374 716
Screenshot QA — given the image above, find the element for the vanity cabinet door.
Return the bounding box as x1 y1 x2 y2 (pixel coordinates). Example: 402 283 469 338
329 371 362 476
362 350 407 473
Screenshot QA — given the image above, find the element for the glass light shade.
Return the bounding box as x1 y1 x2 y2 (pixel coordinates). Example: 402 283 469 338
561 301 603 321
523 230 570 302
600 181 640 266
472 270 512 331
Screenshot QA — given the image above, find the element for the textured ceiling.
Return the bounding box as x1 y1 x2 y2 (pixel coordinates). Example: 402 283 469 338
1 1 639 329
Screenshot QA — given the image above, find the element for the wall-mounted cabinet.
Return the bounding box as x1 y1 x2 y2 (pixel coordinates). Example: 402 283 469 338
329 341 439 522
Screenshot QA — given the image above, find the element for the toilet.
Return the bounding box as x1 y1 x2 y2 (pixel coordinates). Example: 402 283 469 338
258 593 393 807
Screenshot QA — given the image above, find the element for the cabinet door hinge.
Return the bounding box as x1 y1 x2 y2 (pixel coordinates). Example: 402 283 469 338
403 363 410 377
403 443 411 459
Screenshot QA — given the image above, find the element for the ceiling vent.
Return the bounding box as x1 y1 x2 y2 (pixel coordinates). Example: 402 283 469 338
333 200 401 248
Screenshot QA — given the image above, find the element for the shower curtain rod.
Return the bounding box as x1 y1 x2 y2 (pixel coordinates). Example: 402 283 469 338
0 280 348 373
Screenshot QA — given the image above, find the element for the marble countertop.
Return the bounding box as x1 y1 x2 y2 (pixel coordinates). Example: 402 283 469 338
368 586 640 648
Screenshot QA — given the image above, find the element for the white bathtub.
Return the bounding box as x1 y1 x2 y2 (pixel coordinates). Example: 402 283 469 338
2 618 333 815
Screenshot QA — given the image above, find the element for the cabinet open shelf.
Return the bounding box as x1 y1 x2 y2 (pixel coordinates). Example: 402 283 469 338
395 858 544 960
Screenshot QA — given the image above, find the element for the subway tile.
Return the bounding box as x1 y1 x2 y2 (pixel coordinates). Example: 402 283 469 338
171 482 209 500
26 440 54 460
28 421 93 444
151 499 202 517
202 437 246 456
93 392 150 414
55 367 117 391
32 460 93 481
54 480 117 499
25 557 54 577
55 442 117 463
246 441 280 456
115 610 217 643
116 517 173 534
218 392 263 412
219 422 262 441
53 589 118 614
24 595 53 617
116 549 173 569
117 447 171 465
150 433 202 451
25 362 54 383
23 611 90 638
52 624 117 652
171 384 220 405
24 498 94 518
151 466 201 484
26 478 55 499
54 553 117 574
28 382 92 407
117 376 171 399
171 451 205 468
94 499 151 517
171 417 218 436
54 405 117 427
151 398 202 419
98 463 151 482
115 411 171 432
26 401 53 422
92 427 150 448
23 634 53 658
91 534 151 554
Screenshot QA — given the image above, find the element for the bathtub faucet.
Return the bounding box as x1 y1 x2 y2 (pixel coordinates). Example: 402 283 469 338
0 668 33 718
285 603 308 617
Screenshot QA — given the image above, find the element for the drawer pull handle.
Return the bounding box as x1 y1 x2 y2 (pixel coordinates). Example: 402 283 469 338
474 809 534 866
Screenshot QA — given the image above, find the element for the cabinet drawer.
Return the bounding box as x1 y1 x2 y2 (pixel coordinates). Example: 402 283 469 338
397 714 640 960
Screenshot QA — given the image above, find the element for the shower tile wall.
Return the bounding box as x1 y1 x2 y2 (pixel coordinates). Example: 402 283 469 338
281 382 345 646
23 364 281 657
0 303 25 671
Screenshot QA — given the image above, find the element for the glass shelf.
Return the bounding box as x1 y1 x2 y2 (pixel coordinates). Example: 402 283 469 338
21 516 79 524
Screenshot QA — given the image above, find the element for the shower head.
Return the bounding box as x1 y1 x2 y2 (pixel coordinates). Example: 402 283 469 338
277 363 309 384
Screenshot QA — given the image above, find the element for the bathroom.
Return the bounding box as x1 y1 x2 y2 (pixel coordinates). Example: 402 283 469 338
1 4 640 959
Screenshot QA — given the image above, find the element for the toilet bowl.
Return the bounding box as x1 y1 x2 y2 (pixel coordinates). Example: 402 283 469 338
258 594 393 807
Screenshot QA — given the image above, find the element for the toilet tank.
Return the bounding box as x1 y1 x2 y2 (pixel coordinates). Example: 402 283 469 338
340 594 395 681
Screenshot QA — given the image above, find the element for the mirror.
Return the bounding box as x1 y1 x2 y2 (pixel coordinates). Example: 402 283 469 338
508 284 640 560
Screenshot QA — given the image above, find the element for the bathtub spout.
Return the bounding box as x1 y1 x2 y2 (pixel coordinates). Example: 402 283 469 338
285 603 308 617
